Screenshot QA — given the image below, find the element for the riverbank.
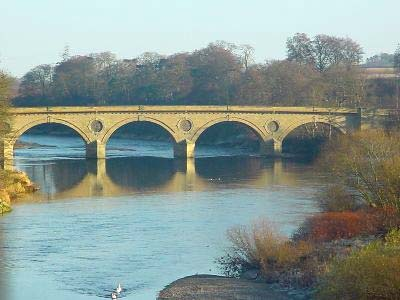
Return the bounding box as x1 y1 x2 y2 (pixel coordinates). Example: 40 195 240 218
158 216 397 299
157 236 375 299
158 275 290 300
0 170 38 213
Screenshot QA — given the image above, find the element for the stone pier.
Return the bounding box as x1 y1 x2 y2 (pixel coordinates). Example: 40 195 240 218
173 140 195 159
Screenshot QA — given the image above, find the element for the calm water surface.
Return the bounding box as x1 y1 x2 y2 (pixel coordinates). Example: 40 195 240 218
0 135 330 300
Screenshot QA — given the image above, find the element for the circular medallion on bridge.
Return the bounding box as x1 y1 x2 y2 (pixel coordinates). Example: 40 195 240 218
266 121 279 133
179 119 192 132
90 120 104 133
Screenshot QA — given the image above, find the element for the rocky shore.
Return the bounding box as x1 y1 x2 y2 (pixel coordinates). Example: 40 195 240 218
157 236 379 300
0 170 38 213
157 275 290 300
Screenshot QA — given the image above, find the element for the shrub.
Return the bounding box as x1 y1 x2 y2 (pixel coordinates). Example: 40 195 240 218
294 211 378 242
295 207 400 242
316 229 400 300
363 206 400 233
317 185 362 212
217 219 314 280
321 130 400 212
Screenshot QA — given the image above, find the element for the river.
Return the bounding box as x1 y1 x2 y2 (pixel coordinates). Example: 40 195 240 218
0 135 330 300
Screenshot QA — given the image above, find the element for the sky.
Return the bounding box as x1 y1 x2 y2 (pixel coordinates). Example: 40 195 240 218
1 0 399 77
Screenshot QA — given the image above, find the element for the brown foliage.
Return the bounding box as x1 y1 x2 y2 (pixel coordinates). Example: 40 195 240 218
296 208 400 242
322 129 400 211
0 71 12 140
218 220 314 282
296 212 372 242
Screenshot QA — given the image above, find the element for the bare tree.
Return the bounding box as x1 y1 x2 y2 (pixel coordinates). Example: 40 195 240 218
239 44 255 71
0 71 13 158
19 64 54 98
287 33 315 66
394 44 400 109
287 33 363 72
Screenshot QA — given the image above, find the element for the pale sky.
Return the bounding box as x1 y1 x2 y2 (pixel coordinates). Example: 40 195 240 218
1 0 399 77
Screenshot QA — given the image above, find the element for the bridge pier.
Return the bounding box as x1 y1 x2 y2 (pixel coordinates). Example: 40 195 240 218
86 141 106 159
273 140 283 156
0 139 14 171
173 140 195 159
259 139 274 156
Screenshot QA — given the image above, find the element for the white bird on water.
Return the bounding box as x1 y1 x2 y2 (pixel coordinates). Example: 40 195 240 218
111 292 117 300
116 283 122 295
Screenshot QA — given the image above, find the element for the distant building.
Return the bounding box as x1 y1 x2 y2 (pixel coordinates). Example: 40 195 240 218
362 67 396 79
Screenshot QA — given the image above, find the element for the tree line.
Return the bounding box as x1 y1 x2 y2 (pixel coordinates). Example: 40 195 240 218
12 33 400 108
0 71 12 147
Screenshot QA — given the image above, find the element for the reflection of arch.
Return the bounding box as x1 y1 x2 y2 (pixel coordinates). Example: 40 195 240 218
24 157 301 200
280 120 345 142
192 117 266 143
12 118 90 144
101 117 177 144
106 157 176 189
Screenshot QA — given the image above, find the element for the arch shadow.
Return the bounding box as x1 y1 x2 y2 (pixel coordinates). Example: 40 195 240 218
280 120 345 142
101 117 177 144
191 117 266 143
281 121 344 156
12 118 90 144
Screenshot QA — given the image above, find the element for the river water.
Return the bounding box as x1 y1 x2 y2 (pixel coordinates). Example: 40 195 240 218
0 135 330 300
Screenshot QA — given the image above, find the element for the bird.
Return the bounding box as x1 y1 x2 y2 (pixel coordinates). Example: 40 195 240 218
116 283 122 295
111 292 117 300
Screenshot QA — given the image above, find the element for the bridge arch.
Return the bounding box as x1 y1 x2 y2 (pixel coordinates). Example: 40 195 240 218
279 119 346 143
101 116 178 144
191 117 267 143
11 118 91 144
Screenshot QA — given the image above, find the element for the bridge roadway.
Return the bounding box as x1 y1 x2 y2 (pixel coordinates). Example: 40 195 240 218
1 105 361 168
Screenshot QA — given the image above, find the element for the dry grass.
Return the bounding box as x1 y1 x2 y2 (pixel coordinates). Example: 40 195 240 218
217 219 314 281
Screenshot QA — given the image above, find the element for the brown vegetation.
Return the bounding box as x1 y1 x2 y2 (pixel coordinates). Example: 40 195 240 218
0 70 37 213
316 229 400 300
0 170 38 213
294 209 400 243
215 129 400 298
13 33 374 109
316 185 361 212
0 71 13 155
217 220 316 286
322 129 400 211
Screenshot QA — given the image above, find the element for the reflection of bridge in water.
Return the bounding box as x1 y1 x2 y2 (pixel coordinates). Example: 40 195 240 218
23 157 303 201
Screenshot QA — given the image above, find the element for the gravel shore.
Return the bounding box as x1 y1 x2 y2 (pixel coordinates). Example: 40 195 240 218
157 275 290 300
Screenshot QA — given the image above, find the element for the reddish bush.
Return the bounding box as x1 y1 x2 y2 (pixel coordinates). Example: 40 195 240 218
311 212 368 242
296 207 400 242
363 206 400 233
295 210 396 242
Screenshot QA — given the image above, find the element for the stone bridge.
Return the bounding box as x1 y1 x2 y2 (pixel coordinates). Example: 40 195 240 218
1 105 361 167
